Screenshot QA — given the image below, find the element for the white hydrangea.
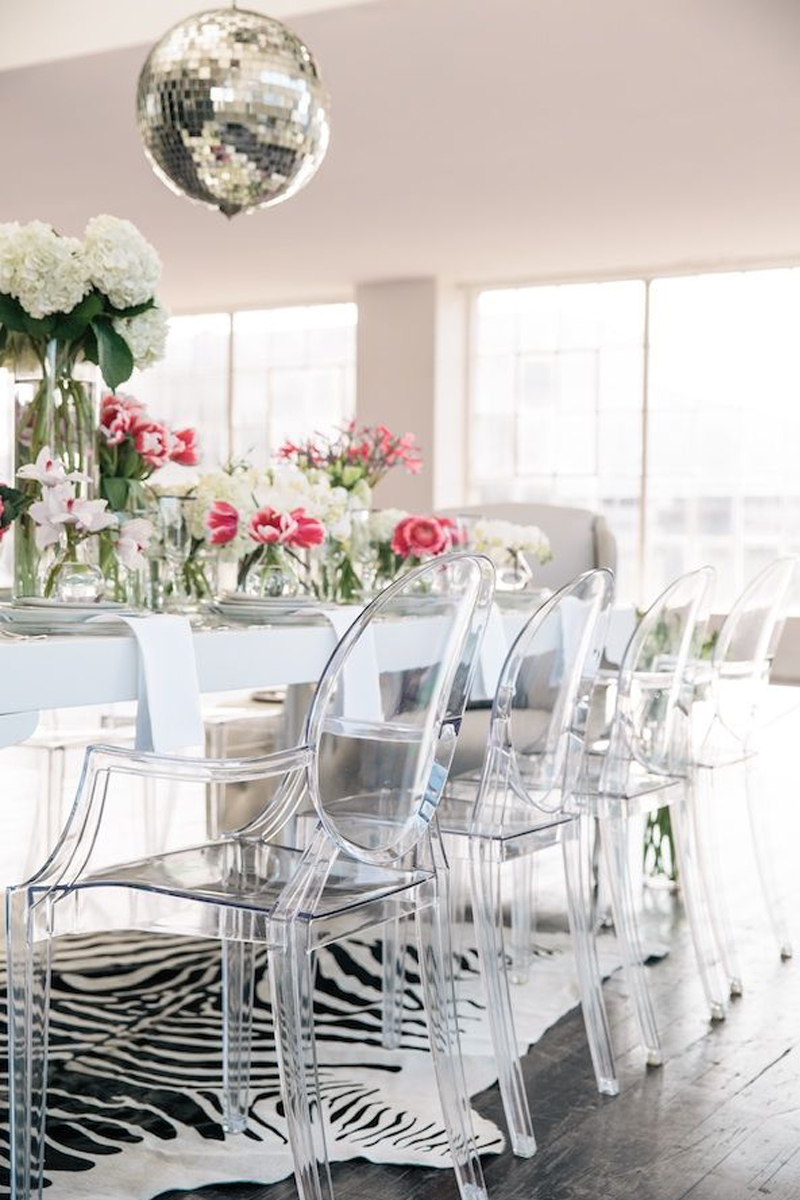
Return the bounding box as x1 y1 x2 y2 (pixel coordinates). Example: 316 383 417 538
83 214 161 308
369 508 408 543
113 301 169 369
7 222 89 319
472 518 552 566
0 222 21 293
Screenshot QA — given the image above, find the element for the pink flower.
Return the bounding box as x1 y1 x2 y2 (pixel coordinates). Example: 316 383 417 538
205 500 239 546
287 508 325 549
391 515 450 560
438 516 465 546
249 507 295 545
100 396 134 445
170 427 199 466
0 497 6 542
133 421 172 468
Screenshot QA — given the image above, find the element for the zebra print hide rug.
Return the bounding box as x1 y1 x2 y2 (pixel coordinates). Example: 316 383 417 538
0 927 632 1197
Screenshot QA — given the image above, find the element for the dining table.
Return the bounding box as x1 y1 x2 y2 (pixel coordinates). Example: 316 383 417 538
0 603 639 734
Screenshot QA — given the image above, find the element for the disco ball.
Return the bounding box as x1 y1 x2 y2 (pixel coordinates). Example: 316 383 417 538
136 7 330 218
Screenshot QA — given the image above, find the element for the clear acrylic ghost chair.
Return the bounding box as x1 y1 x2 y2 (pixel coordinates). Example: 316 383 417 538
580 565 725 1068
7 552 495 1200
401 569 616 1160
690 556 798 995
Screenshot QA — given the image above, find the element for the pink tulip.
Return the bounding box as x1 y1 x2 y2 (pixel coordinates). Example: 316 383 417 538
133 422 172 468
249 507 296 545
205 500 239 546
170 427 199 467
287 509 325 549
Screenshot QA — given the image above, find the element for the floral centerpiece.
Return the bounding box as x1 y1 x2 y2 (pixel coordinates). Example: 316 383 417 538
470 518 551 590
99 391 198 512
277 423 423 601
98 391 199 600
188 464 331 597
0 215 168 596
8 446 153 600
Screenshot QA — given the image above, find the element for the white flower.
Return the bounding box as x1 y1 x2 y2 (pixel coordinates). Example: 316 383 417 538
72 497 117 534
0 222 21 293
369 508 408 544
113 301 169 369
472 518 552 566
17 446 88 488
83 214 161 308
29 483 116 540
8 222 89 319
117 518 153 570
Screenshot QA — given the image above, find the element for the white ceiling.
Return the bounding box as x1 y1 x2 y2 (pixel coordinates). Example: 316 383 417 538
2 0 800 312
0 0 378 70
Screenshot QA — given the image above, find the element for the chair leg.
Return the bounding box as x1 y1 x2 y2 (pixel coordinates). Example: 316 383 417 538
222 935 256 1133
509 854 534 985
745 753 793 961
6 888 52 1200
471 841 537 1158
270 924 334 1200
416 874 490 1199
562 816 619 1096
670 796 728 1021
449 855 468 979
601 815 663 1066
689 765 743 995
381 912 406 1050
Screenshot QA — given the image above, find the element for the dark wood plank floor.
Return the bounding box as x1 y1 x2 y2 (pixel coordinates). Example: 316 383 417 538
161 700 800 1200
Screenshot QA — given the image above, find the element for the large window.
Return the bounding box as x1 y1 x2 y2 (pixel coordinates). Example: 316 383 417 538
131 313 232 465
133 302 356 468
471 270 800 605
231 303 356 464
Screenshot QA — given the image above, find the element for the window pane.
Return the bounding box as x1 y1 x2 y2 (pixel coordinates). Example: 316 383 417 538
232 303 356 465
470 280 645 600
131 313 231 469
647 269 800 608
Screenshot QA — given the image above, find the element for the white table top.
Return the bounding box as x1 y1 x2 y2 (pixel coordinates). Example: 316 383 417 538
0 607 638 719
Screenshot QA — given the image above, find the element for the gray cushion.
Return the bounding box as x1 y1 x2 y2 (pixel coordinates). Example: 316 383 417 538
443 502 616 590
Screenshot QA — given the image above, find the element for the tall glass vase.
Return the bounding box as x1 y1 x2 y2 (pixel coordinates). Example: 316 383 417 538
12 338 100 598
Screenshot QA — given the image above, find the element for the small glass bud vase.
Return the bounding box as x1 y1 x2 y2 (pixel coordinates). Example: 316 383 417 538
241 551 299 598
51 561 106 604
495 550 534 592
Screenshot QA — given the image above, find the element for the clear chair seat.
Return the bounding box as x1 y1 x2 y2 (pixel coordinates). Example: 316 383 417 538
438 771 572 846
44 838 433 927
574 750 684 817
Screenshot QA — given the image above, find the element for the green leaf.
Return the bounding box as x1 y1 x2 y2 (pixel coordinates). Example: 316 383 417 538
100 476 131 512
52 291 104 341
91 318 134 390
20 311 56 340
0 293 28 333
82 326 99 365
106 297 155 320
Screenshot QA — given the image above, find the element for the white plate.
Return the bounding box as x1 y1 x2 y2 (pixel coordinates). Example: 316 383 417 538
208 601 324 624
217 591 320 608
15 597 126 611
